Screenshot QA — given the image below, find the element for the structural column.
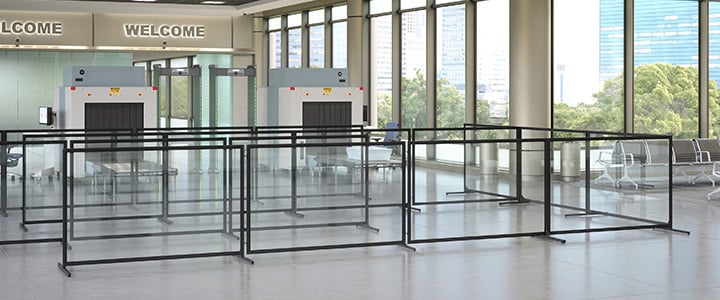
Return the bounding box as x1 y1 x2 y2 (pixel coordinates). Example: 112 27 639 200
347 0 363 87
253 14 267 87
509 0 551 177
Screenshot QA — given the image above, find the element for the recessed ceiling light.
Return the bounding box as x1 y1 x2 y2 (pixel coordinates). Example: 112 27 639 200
201 1 225 4
131 0 157 2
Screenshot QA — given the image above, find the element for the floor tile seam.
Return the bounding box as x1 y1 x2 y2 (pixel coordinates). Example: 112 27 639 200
593 287 720 300
550 256 671 292
0 246 41 300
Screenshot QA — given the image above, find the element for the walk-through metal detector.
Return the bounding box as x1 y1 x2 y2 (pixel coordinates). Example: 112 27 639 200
153 64 204 172
208 65 257 127
152 64 202 128
207 65 257 173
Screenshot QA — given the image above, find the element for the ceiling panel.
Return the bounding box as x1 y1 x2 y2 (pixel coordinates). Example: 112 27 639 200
60 0 262 6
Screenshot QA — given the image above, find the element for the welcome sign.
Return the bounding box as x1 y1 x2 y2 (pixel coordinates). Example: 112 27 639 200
122 24 206 39
0 11 91 46
0 21 63 36
95 13 231 48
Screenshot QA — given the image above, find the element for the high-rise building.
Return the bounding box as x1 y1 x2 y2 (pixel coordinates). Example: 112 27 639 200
600 0 720 82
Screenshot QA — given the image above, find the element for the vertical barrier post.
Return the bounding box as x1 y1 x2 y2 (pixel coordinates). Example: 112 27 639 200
21 136 28 229
584 132 592 212
0 131 7 217
57 144 71 277
159 133 172 224
223 140 230 236
245 146 253 253
515 128 523 202
544 139 552 235
290 132 299 216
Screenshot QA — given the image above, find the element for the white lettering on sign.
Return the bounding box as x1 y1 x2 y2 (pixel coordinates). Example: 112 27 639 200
0 20 62 36
123 24 206 39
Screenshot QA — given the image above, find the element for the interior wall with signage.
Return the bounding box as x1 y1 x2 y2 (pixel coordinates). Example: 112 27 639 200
0 51 132 129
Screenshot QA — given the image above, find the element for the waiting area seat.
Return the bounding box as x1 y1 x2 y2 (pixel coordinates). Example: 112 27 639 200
4 146 23 181
595 137 720 197
595 140 649 189
672 139 703 183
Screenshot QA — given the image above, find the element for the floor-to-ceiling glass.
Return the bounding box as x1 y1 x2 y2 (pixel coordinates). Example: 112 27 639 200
268 17 282 69
553 0 623 133
332 5 347 68
401 10 427 129
634 0 698 138
476 0 509 126
309 9 325 68
436 5 466 134
708 2 720 136
287 13 302 68
371 14 393 128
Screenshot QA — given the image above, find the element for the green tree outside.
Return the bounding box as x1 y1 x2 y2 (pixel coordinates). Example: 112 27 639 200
555 63 720 138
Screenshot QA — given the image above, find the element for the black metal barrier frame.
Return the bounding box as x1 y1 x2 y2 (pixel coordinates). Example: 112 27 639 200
0 125 689 276
405 125 688 246
58 137 251 277
12 128 392 232
244 140 412 254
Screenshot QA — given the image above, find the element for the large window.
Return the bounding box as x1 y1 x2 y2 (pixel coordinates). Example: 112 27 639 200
287 13 302 68
708 2 720 136
634 0 698 138
401 10 427 128
268 17 282 69
477 0 509 126
372 15 393 128
553 0 623 133
436 5 466 131
332 5 348 68
309 9 325 68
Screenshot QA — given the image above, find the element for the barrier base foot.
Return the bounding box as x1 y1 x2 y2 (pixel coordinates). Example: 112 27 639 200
355 224 380 233
57 263 71 277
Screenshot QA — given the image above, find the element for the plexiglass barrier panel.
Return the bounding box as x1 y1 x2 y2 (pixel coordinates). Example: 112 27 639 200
65 146 239 262
246 143 404 252
549 137 671 231
410 129 545 241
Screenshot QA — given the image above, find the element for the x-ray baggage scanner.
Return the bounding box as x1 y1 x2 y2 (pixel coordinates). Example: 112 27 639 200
53 66 156 177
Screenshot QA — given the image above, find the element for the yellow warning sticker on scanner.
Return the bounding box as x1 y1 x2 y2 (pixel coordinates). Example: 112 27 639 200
109 87 120 95
323 87 333 95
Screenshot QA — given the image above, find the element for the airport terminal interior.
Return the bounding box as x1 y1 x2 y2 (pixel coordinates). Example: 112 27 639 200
2 0 720 299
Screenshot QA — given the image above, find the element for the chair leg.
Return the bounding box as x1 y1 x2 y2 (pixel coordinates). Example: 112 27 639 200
595 166 616 187
616 167 638 189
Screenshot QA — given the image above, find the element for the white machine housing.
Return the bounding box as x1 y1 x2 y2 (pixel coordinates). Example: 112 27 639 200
56 86 157 130
53 86 157 177
265 87 363 170
276 87 363 126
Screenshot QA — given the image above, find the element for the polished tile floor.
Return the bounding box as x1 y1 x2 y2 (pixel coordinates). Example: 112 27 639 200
0 166 717 300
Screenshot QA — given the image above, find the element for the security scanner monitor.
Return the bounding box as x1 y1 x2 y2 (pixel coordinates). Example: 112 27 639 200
38 106 52 126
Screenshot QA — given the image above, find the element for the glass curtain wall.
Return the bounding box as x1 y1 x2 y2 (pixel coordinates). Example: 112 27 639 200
371 14 393 128
554 0 623 133
634 0 698 138
309 9 325 68
268 17 282 69
708 2 720 136
476 0 509 126
332 5 348 68
401 10 428 129
436 4 466 133
287 13 302 68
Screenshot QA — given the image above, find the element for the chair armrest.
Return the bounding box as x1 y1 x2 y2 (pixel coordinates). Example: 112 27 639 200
596 151 612 164
713 161 720 175
624 153 635 167
700 151 712 162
